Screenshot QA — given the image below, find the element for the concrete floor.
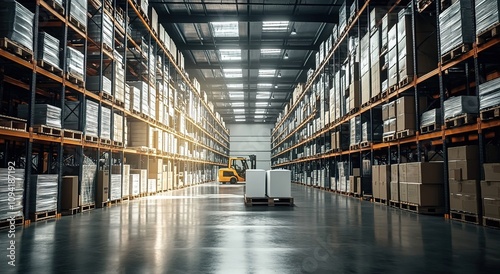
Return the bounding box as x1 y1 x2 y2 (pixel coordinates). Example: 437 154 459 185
1 182 500 273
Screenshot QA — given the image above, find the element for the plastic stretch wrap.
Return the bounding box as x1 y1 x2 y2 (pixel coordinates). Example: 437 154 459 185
82 158 97 205
444 96 478 120
113 113 123 142
66 47 84 78
100 106 111 139
124 83 131 111
69 0 87 29
439 0 474 55
479 77 500 110
122 165 130 198
350 116 361 146
338 0 349 34
18 104 61 128
148 179 156 194
85 99 99 137
0 1 34 51
110 174 121 201
475 0 500 35
129 174 140 196
128 81 149 116
0 168 24 220
383 118 396 136
149 86 156 119
86 75 112 96
38 32 60 68
130 85 141 113
420 108 441 127
89 13 113 48
30 175 58 212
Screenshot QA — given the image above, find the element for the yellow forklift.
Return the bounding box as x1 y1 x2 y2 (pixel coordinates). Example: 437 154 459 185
218 155 256 184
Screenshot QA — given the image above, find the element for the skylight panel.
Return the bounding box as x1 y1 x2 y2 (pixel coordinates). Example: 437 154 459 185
219 49 241 61
255 109 266 114
257 83 272 89
233 109 245 113
227 83 243 89
260 49 281 57
211 22 239 37
255 102 268 107
262 21 290 32
259 69 276 77
223 68 242 78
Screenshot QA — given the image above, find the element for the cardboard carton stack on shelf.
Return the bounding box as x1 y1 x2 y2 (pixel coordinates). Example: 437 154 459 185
66 47 85 80
61 176 78 211
390 164 399 203
349 168 361 195
87 75 112 97
88 13 113 49
131 169 147 196
69 0 88 30
100 106 111 141
338 0 353 34
149 158 163 192
387 23 398 89
129 173 140 197
420 108 441 132
0 1 34 52
96 170 109 207
382 101 397 140
380 12 399 92
361 107 383 144
395 96 426 136
113 113 123 145
443 96 478 122
478 77 500 112
110 173 122 201
360 33 371 106
38 32 60 69
475 0 500 36
399 162 444 207
482 163 500 220
448 145 480 215
370 28 381 100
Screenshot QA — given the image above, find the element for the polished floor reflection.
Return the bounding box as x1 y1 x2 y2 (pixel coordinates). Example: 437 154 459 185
1 182 500 273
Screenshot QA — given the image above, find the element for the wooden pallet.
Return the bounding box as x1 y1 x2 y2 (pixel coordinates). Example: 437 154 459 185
450 210 480 224
399 76 413 88
349 144 360 150
396 129 415 139
66 73 84 87
132 109 141 115
359 141 371 148
389 84 398 93
100 138 112 145
383 133 396 142
0 37 33 60
80 204 95 212
63 129 83 140
44 0 65 15
97 201 110 208
244 196 294 206
441 44 471 64
480 105 500 121
370 93 382 103
417 0 434 13
114 99 125 107
476 23 500 46
389 200 400 208
373 198 387 204
33 125 62 137
0 216 24 230
61 207 80 216
69 15 86 32
420 123 440 134
100 92 114 102
361 101 371 109
483 217 500 229
84 134 99 143
37 59 63 76
400 203 444 214
109 199 122 206
31 210 58 222
348 107 359 116
0 116 27 131
112 141 123 147
445 113 477 128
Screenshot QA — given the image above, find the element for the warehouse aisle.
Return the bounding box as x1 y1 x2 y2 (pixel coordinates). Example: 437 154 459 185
2 182 500 273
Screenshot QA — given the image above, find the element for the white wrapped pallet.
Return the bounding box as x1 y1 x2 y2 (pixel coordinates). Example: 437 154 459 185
476 0 500 35
110 174 121 201
87 75 112 96
148 179 156 194
439 0 474 55
122 165 130 198
88 13 113 49
266 169 291 197
100 106 111 140
443 96 478 120
0 168 24 220
113 113 123 143
82 160 97 206
69 0 87 29
0 1 34 51
66 47 85 79
129 174 140 196
479 77 500 111
130 85 141 113
30 174 58 213
38 32 60 69
84 100 99 137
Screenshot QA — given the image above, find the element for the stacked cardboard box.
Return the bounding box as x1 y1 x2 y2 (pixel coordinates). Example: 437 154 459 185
482 163 500 220
110 174 122 201
420 108 442 130
381 12 399 51
388 24 398 89
61 176 78 211
370 29 381 100
100 106 111 140
338 0 353 34
372 165 390 200
448 145 480 214
96 170 109 207
129 173 140 197
390 164 399 202
396 96 425 133
382 101 397 139
131 169 147 195
113 113 123 143
399 162 444 206
361 107 383 143
149 158 163 192
349 168 361 195
360 33 371 106
350 116 361 147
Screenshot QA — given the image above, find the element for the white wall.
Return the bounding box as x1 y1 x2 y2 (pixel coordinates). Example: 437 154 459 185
228 124 273 170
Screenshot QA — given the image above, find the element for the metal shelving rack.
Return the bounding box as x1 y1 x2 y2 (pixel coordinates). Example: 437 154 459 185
0 0 230 223
271 0 500 223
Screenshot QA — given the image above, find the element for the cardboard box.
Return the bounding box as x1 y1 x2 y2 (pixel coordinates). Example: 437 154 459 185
266 169 291 197
447 145 478 161
371 63 381 98
245 169 266 197
349 176 357 194
353 168 361 177
407 183 443 206
484 163 500 181
97 170 110 206
382 104 390 121
405 162 443 184
450 194 462 211
356 177 362 195
390 181 399 201
449 180 478 195
448 160 479 180
396 96 415 115
483 198 500 219
380 180 388 200
462 195 479 214
361 73 371 105
379 165 391 183
61 176 79 210
481 181 500 199
391 164 399 183
372 165 380 198
399 182 408 202
398 163 407 182
396 112 415 132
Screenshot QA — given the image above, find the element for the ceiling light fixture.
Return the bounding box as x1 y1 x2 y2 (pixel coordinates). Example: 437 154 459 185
278 72 282 78
275 85 278 89
284 53 289 59
291 28 297 35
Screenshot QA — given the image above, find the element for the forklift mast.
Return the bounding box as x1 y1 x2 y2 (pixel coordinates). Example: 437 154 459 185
248 154 256 169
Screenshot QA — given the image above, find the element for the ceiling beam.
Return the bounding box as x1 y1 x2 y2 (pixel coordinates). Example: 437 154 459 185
202 77 298 85
157 14 338 24
185 62 307 70
210 98 289 103
150 1 341 7
177 44 318 51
